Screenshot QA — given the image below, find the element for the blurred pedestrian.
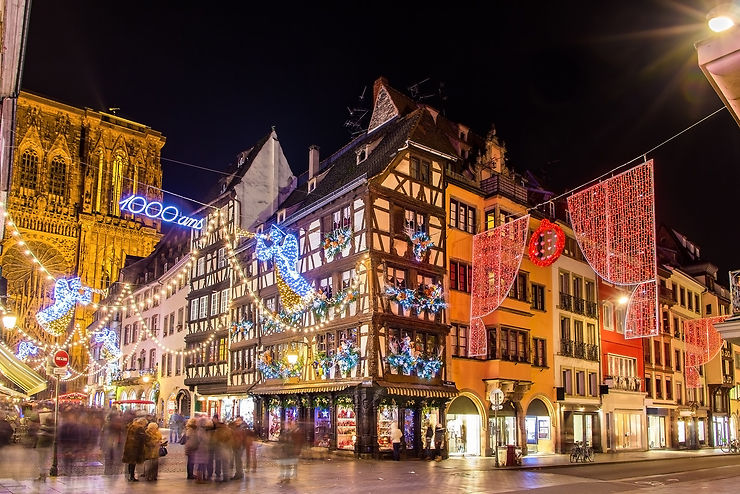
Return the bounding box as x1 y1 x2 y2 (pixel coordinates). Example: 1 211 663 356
0 413 11 447
424 421 434 460
205 415 216 480
101 411 123 475
34 412 54 482
212 415 232 482
390 422 402 461
434 422 445 461
229 416 246 480
245 425 257 472
193 418 210 483
183 418 198 480
121 417 147 481
169 412 181 443
143 422 164 481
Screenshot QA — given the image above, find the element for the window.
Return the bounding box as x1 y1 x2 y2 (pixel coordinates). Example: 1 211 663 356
562 369 573 395
603 302 614 331
735 353 740 370
680 287 686 307
485 210 496 230
653 340 661 365
197 257 205 277
559 271 570 295
675 350 681 371
163 314 169 337
560 317 571 341
318 276 333 298
676 383 682 405
706 304 713 315
586 323 596 345
19 149 38 190
161 355 166 376
211 292 219 316
574 320 584 343
533 338 547 367
449 260 472 293
450 323 468 357
404 209 426 234
49 156 67 198
608 354 637 378
169 313 175 335
178 308 184 328
449 199 476 234
124 325 130 345
585 281 595 302
615 305 626 333
645 376 652 397
576 370 586 395
694 294 700 314
176 354 182 375
510 272 528 302
199 295 208 319
673 317 680 337
664 342 671 369
151 315 159 335
220 289 229 314
166 354 172 376
132 323 138 343
656 377 663 399
499 327 528 361
666 378 672 400
149 349 156 370
386 266 407 289
410 157 431 184
531 284 546 311
218 247 226 268
588 372 598 396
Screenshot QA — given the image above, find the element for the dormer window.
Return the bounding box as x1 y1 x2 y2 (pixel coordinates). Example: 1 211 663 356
356 146 367 164
277 209 286 224
308 178 317 193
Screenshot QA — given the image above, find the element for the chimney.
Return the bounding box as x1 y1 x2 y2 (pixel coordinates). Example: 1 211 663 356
309 145 320 179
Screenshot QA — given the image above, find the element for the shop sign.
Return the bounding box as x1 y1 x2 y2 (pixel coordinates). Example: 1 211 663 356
119 195 203 230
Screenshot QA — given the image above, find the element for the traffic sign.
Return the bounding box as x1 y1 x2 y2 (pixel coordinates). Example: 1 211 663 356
490 388 505 406
52 367 68 375
53 350 69 367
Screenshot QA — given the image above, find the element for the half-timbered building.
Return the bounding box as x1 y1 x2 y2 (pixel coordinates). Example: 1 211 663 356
230 78 461 458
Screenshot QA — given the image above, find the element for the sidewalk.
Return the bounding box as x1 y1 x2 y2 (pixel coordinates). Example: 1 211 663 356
511 447 727 469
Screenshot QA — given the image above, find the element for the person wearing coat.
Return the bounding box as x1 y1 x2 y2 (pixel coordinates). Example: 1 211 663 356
192 418 212 483
183 418 198 479
143 422 164 481
121 417 148 481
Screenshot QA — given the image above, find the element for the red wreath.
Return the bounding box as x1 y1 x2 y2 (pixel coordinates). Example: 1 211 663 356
528 219 565 267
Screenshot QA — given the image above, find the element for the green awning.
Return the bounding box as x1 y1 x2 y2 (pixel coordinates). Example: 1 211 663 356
0 342 47 395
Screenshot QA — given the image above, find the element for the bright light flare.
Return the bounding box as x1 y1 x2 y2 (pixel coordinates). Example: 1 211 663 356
709 15 735 32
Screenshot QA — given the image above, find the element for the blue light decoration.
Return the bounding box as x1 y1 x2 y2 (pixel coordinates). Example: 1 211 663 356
36 277 93 336
335 341 360 375
258 351 302 379
323 227 353 261
119 195 203 230
384 283 447 314
385 336 443 379
408 230 434 262
416 355 443 380
230 320 254 340
94 327 121 360
16 340 39 361
256 225 314 313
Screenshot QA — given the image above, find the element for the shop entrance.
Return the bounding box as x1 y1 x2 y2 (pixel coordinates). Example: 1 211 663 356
713 415 729 446
648 415 666 449
525 398 553 454
446 395 481 456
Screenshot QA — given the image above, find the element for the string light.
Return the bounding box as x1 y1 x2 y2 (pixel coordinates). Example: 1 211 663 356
469 215 530 357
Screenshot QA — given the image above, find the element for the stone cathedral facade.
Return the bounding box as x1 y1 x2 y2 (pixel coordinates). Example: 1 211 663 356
0 91 164 372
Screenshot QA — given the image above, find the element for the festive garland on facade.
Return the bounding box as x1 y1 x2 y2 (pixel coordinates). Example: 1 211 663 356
230 319 254 340
314 394 330 409
408 230 434 262
323 227 353 261
385 283 447 313
336 395 353 408
385 336 444 379
311 341 360 378
258 351 303 379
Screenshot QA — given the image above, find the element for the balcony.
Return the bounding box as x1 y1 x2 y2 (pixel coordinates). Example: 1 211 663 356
560 340 600 362
585 301 598 319
605 375 642 392
659 285 675 305
480 174 529 204
573 297 585 315
559 293 573 312
111 368 157 386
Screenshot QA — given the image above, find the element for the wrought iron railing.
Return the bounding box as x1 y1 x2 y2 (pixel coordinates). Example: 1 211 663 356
559 293 573 311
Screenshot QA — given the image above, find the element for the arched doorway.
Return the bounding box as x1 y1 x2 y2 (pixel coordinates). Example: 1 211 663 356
446 395 482 456
177 389 191 418
525 398 554 454
490 400 518 455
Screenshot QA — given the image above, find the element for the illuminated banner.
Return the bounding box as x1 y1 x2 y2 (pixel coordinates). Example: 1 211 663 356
119 195 203 229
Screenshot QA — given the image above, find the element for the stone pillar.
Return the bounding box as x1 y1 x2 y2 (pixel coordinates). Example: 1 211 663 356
515 401 527 456
413 400 422 458
329 394 337 450
356 386 378 458
439 398 450 459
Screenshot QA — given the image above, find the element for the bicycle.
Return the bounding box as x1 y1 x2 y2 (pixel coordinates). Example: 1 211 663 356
720 438 740 454
569 441 595 463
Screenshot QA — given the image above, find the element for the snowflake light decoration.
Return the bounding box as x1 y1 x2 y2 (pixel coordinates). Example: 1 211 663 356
566 161 658 338
469 215 530 357
16 340 39 361
36 277 93 336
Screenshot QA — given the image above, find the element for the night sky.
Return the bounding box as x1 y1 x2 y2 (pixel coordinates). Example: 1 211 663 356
22 1 740 280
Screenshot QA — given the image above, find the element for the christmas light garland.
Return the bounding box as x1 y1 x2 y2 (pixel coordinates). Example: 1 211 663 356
527 219 565 267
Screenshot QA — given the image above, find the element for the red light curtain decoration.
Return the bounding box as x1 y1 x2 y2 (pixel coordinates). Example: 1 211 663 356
684 316 728 388
468 215 530 357
566 161 659 338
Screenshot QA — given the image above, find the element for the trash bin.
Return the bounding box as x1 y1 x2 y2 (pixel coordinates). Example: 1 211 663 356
506 444 517 466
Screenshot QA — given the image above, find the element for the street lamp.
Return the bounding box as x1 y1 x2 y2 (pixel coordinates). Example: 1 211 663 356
489 388 505 468
708 2 739 33
617 294 629 306
1 312 16 329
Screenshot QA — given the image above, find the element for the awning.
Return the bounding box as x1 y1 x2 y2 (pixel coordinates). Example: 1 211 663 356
250 381 359 395
383 384 459 399
112 399 155 405
0 342 47 395
0 383 29 400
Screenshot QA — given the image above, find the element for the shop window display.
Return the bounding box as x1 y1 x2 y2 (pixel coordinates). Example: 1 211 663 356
268 405 282 441
337 401 357 450
314 407 331 448
377 405 398 451
285 406 298 429
403 408 415 450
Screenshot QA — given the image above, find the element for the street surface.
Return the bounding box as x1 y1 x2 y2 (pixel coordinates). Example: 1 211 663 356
1 443 740 493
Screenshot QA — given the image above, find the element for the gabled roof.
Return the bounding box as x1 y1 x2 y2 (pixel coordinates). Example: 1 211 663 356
203 131 274 202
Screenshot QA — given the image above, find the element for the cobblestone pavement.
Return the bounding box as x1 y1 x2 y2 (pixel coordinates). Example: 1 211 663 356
0 443 739 493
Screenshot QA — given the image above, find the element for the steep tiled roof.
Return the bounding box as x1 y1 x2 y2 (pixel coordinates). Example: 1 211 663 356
280 110 423 212
203 131 274 202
